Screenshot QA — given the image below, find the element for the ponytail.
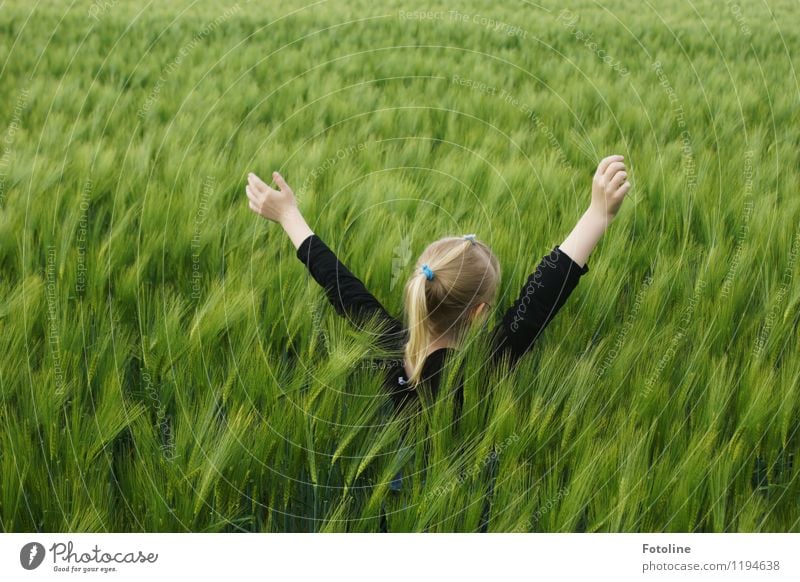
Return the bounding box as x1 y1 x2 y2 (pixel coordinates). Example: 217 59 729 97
403 273 430 385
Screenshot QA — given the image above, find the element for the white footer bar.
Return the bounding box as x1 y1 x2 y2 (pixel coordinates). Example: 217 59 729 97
1 533 797 581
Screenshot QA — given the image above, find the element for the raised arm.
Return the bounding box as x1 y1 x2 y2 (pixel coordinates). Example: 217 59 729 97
245 170 402 338
559 154 630 266
491 155 631 364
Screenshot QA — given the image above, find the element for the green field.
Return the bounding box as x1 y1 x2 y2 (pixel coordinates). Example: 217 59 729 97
0 0 798 532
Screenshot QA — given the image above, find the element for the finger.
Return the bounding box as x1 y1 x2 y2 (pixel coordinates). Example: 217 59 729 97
596 155 624 175
609 170 627 190
272 171 290 192
248 199 260 212
247 174 259 193
603 161 626 180
249 172 269 194
615 181 632 197
245 185 259 202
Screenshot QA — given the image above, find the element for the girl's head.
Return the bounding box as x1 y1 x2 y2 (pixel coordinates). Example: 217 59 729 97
403 235 501 385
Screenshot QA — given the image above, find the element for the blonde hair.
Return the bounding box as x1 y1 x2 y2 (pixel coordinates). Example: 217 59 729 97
403 235 500 386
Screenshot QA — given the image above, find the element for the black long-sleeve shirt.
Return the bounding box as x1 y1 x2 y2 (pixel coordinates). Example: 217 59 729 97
296 234 589 410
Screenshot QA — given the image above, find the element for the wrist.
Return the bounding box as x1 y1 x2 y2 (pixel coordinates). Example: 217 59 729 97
586 203 613 227
279 205 303 227
280 206 314 250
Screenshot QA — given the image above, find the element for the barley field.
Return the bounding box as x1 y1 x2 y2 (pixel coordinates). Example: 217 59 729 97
0 0 798 533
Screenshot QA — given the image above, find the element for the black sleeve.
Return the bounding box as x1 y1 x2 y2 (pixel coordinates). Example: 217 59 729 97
296 233 404 343
490 245 589 366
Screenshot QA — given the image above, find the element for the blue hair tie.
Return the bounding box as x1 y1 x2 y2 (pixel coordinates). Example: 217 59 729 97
421 264 434 281
463 233 477 244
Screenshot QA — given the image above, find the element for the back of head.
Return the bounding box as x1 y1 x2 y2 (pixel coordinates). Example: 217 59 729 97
403 235 500 386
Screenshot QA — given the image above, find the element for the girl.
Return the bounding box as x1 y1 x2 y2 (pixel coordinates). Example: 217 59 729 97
245 155 630 409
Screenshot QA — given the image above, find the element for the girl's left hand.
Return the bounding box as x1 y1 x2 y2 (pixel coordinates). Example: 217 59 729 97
245 171 298 224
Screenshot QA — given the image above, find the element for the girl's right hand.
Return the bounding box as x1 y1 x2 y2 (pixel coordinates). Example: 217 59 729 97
590 155 631 221
246 171 298 224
